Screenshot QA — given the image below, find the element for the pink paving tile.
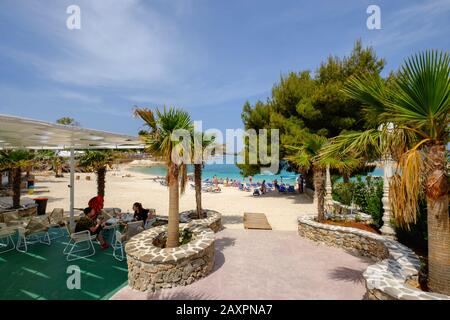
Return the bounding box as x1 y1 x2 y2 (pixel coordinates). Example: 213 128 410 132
112 229 371 300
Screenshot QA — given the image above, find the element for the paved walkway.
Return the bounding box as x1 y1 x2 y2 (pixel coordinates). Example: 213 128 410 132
112 229 371 300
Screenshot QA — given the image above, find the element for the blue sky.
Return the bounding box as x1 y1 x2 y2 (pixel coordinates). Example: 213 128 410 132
0 0 449 141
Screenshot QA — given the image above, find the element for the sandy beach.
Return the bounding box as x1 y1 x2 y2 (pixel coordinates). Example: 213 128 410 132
22 165 316 231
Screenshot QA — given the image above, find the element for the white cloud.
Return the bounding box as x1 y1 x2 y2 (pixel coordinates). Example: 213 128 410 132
3 0 199 88
1 0 269 109
368 0 450 50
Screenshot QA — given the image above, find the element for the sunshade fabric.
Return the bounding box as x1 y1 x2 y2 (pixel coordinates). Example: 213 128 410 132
0 114 143 150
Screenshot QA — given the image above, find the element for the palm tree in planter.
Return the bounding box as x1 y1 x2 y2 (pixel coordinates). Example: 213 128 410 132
320 51 450 295
192 132 216 219
0 150 35 208
78 150 115 197
134 107 193 248
285 133 359 222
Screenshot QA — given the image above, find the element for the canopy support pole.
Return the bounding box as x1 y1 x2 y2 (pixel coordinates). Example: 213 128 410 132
69 148 75 229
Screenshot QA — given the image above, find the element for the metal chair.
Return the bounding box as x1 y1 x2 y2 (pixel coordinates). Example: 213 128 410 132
112 230 126 261
46 208 67 240
0 224 16 254
16 217 51 253
125 220 144 241
63 223 96 261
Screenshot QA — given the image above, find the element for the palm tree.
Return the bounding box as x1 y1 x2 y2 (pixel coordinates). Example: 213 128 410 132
320 51 450 295
0 150 35 208
134 107 193 248
286 134 328 222
286 133 359 222
192 132 216 219
78 150 115 197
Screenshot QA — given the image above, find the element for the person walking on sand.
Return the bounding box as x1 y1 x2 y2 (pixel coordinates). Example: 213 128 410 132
297 175 304 194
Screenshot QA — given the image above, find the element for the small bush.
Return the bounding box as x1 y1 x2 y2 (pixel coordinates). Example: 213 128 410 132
332 176 384 229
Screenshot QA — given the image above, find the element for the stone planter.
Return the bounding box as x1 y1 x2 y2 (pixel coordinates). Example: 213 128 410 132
298 216 450 300
125 224 215 292
179 209 222 233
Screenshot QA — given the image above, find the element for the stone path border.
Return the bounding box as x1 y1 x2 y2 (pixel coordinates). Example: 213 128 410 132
298 215 450 300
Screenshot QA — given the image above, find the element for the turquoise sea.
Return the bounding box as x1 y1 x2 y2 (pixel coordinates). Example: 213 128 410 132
130 155 385 184
130 155 299 183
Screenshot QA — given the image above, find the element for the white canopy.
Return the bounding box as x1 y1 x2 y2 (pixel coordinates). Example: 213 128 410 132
0 114 145 226
0 114 143 150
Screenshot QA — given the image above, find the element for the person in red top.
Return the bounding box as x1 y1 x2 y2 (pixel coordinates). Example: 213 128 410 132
88 195 104 218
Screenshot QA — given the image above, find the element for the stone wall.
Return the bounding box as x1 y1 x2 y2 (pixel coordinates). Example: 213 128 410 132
125 224 215 292
180 209 222 233
298 216 450 300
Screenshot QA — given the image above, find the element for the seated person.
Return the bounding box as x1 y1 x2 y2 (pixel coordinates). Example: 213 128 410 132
88 195 104 218
273 180 280 191
261 180 267 194
75 207 109 250
133 202 151 223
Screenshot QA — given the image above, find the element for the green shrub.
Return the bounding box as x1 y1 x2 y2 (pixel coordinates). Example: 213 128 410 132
332 176 384 229
332 182 353 206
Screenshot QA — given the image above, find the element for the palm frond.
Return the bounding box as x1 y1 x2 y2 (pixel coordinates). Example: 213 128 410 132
319 129 383 163
385 50 450 140
390 144 426 227
343 73 387 126
133 107 157 131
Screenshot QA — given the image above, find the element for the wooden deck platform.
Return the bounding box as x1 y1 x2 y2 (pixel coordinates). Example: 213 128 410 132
243 212 272 230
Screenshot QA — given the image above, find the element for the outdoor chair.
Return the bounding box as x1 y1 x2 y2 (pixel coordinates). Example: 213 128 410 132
2 210 21 227
16 217 51 253
123 221 144 242
46 208 67 240
111 220 144 261
112 230 126 261
0 224 16 254
288 185 296 193
63 223 96 261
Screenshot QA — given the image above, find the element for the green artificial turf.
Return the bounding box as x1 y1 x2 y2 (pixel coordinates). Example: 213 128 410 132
0 229 128 300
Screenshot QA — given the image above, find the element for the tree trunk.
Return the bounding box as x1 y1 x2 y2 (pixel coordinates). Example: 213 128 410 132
314 167 326 223
97 166 107 197
12 167 22 209
426 143 450 295
167 164 180 248
194 164 203 219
